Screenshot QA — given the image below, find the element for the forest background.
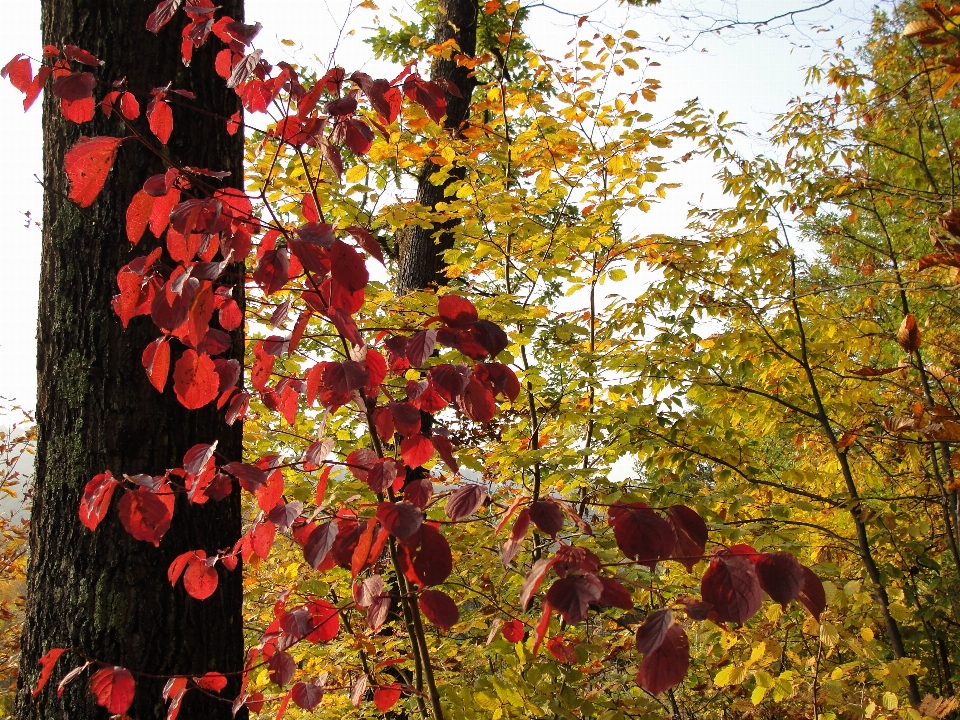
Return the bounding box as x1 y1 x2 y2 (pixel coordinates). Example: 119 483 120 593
4 0 960 719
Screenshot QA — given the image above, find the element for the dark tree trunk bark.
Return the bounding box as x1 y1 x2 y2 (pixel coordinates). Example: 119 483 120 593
395 0 478 293
16 2 245 719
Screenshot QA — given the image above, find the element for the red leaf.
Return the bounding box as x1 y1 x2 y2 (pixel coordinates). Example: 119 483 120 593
329 239 369 293
797 566 826 619
400 433 434 468
168 551 193 586
267 650 295 686
301 192 321 222
142 336 171 393
2 55 32 93
303 521 338 570
460 376 497 422
291 679 325 710
406 524 453 587
32 648 67 697
256 469 284 513
250 521 276 559
351 518 377 577
355 573 385 607
23 66 51 112
79 471 119 531
545 574 602 624
149 187 180 237
438 295 478 328
529 499 564 537
445 484 486 521
148 97 174 144
305 599 340 642
609 503 676 568
389 401 421 436
120 92 140 119
598 577 633 610
126 190 154 245
337 117 374 155
666 505 707 571
183 555 219 600
502 620 524 643
635 609 674 655
63 45 102 66
117 487 173 546
431 435 459 474
52 71 95 101
366 459 400 494
553 545 600 577
346 448 378 481
547 636 578 664
700 553 763 624
173 350 220 409
223 461 267 491
754 552 806 607
350 675 368 708
253 248 290 295
519 557 555 610
501 507 530 566
377 501 423 541
64 136 122 207
635 623 689 696
147 0 183 32
89 666 136 715
403 79 446 123
102 91 121 119
475 363 520 401
61 95 95 123
345 225 385 264
531 603 552 656
195 672 227 692
403 478 434 509
419 589 459 631
406 329 437 367
374 683 402 712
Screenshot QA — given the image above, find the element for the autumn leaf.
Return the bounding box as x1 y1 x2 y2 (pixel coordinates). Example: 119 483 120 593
173 350 220 409
64 136 123 207
89 666 136 715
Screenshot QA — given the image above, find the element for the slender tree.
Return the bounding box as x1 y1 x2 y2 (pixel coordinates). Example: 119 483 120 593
395 0 479 292
15 1 245 718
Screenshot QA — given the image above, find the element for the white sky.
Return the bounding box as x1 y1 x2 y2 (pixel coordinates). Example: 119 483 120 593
0 0 876 417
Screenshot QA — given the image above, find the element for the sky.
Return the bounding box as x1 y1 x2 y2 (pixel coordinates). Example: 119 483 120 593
0 0 878 419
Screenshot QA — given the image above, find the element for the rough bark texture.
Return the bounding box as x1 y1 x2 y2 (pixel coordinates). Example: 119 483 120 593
16 2 246 719
395 0 478 292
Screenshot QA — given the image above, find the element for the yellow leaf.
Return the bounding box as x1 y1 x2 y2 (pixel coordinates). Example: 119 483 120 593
345 164 368 184
535 170 551 193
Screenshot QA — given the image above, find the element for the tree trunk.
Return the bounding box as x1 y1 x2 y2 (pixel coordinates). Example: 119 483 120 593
16 2 245 719
395 0 478 292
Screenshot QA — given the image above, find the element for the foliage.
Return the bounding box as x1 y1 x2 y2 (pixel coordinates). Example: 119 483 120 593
0 404 34 717
14 1 960 719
